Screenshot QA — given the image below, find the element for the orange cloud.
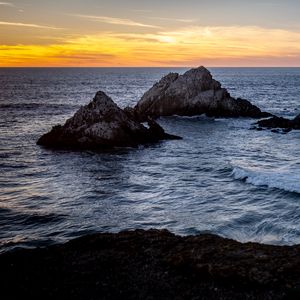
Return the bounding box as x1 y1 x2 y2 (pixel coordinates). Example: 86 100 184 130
1 25 300 66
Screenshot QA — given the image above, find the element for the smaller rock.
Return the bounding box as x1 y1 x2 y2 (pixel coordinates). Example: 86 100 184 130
37 91 181 149
271 129 280 133
256 114 300 132
282 128 292 133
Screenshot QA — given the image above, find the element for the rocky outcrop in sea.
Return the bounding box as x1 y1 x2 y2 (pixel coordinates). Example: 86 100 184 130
133 66 271 121
37 91 180 149
256 114 300 132
38 66 299 149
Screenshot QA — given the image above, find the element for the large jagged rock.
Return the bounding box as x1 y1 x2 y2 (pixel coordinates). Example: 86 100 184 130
256 114 300 132
133 66 272 121
37 91 180 149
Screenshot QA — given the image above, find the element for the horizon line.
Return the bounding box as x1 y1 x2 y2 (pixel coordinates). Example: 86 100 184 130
1 66 300 68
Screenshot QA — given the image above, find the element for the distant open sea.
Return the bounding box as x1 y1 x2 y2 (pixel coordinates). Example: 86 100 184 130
0 67 300 252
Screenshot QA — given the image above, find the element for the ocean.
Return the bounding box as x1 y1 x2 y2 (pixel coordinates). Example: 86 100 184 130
0 67 300 252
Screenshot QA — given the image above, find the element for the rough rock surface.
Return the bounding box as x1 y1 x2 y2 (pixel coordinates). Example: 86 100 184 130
256 114 300 132
37 91 180 149
134 66 272 121
2 229 300 300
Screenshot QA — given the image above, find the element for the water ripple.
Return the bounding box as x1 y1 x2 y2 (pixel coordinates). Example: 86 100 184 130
0 67 300 252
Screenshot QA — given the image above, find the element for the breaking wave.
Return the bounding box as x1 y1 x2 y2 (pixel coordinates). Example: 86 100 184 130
231 165 300 194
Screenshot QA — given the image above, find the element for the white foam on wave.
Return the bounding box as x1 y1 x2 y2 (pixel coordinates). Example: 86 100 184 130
231 165 300 194
163 114 215 120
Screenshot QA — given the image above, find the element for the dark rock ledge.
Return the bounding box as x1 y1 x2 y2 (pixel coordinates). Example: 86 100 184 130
1 229 300 299
255 114 300 133
37 91 180 149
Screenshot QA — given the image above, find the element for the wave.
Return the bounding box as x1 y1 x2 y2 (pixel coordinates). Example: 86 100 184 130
0 207 66 228
231 165 300 194
0 103 78 111
162 114 215 120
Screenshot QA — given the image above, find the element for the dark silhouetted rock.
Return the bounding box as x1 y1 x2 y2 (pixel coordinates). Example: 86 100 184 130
256 114 300 132
2 229 300 299
37 91 181 149
134 66 272 121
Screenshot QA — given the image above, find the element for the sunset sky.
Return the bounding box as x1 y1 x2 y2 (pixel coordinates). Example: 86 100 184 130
0 0 299 67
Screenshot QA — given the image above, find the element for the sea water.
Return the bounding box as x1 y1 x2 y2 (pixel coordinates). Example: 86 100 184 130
0 67 300 252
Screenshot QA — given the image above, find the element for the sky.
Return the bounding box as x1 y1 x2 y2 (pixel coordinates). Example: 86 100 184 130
0 0 299 67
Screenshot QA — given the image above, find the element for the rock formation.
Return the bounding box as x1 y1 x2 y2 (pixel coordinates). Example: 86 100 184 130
2 229 300 299
133 66 272 121
37 91 180 149
38 67 293 149
256 114 300 132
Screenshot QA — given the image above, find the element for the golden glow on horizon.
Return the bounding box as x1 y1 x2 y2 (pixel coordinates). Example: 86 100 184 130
1 25 300 67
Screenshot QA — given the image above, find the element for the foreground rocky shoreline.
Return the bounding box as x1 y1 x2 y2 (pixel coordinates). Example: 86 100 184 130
1 229 300 299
